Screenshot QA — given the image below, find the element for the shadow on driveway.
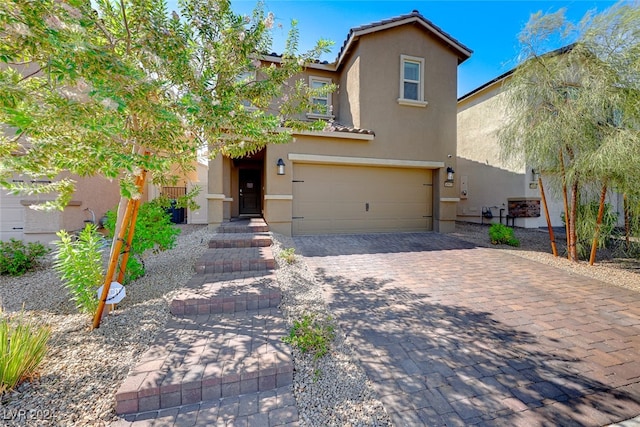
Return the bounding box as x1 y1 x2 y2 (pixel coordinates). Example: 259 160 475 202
294 233 640 426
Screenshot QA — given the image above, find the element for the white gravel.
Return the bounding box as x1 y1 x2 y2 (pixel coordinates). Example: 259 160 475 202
0 225 212 426
271 233 392 427
0 222 637 426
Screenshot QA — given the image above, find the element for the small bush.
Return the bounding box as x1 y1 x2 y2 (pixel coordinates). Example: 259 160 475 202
280 248 296 264
562 202 618 259
53 224 104 313
104 198 180 283
0 239 49 276
0 310 50 394
283 314 335 360
489 224 520 247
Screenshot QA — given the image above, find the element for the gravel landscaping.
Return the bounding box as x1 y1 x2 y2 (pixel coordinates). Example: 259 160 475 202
0 221 638 426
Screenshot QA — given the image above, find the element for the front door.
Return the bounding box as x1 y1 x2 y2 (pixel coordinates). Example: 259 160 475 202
239 169 261 215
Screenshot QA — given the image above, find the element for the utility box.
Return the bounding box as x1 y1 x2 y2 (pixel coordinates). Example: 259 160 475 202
507 198 541 218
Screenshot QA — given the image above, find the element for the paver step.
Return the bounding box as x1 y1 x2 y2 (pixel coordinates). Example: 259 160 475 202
115 309 293 415
171 273 282 316
208 233 272 249
194 247 275 274
217 218 269 234
118 386 299 425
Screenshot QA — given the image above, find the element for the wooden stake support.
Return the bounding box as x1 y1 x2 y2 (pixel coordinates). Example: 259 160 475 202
589 183 607 266
92 170 147 329
560 150 572 260
538 177 558 257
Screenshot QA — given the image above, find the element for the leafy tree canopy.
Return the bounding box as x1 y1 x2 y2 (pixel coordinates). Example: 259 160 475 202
498 1 640 261
500 1 640 190
0 0 332 209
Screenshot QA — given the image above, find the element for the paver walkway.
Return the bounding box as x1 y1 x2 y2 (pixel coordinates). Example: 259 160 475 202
294 232 640 426
112 219 298 426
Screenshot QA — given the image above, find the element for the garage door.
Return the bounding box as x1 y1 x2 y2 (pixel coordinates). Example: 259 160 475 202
292 164 432 235
0 190 24 241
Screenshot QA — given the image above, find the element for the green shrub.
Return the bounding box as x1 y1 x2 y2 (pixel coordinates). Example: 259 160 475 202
0 239 49 276
0 310 50 394
562 202 618 259
104 198 180 283
488 223 520 247
53 224 104 313
283 314 335 360
279 247 296 264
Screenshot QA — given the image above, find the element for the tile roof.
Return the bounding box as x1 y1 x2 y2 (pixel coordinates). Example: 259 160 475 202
336 10 472 67
323 121 375 136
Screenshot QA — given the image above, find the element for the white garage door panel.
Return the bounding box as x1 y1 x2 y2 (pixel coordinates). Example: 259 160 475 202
0 195 25 241
292 164 433 235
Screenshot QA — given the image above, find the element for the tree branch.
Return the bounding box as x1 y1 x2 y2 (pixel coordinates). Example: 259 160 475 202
18 67 42 83
120 0 131 55
93 17 116 49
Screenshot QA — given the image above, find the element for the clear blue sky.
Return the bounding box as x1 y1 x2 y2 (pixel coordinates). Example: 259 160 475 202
168 1 618 97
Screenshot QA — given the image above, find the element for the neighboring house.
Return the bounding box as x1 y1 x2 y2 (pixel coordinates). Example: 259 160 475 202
0 174 121 243
456 70 625 228
207 10 472 236
1 66 208 243
1 163 208 243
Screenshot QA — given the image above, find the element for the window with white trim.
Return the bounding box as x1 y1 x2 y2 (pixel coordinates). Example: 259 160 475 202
236 71 257 110
399 55 427 107
308 76 333 118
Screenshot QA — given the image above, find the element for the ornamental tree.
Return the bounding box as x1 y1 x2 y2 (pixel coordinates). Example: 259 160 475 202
498 2 640 262
0 0 331 204
0 0 332 324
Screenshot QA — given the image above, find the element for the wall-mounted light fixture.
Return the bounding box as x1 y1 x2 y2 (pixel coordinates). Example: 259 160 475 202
277 158 286 175
444 166 455 187
532 168 541 181
446 166 455 182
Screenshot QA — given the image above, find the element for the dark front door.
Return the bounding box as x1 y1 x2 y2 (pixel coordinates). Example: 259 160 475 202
239 169 261 215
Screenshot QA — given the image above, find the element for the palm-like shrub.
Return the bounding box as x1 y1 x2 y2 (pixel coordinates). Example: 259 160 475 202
0 311 50 394
53 224 104 313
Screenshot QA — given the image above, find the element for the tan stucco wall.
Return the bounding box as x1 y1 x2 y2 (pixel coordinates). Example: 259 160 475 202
344 26 460 231
339 49 361 128
457 82 565 227
63 174 121 231
0 173 121 244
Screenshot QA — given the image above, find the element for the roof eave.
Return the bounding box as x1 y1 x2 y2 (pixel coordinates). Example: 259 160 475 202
335 15 473 70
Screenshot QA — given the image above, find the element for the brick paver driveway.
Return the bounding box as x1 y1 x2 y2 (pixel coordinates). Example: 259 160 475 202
293 232 640 427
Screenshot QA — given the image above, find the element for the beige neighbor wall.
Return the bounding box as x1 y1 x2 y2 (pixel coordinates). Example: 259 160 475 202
8 174 121 245
457 82 565 228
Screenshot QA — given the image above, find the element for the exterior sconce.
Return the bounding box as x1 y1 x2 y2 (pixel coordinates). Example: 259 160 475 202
532 169 541 181
444 166 455 187
277 158 286 175
447 166 455 181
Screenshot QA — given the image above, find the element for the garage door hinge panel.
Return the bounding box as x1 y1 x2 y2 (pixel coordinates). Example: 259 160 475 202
292 180 304 183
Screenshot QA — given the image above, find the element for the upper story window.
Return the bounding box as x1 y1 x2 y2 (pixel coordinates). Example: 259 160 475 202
398 55 428 107
307 76 334 119
236 71 257 111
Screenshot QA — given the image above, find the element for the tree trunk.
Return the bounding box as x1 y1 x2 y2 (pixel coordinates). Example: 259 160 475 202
624 193 630 251
589 183 607 265
539 176 558 256
560 150 572 260
569 180 579 262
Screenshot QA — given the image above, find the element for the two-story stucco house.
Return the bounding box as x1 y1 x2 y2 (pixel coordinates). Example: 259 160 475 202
206 10 472 236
